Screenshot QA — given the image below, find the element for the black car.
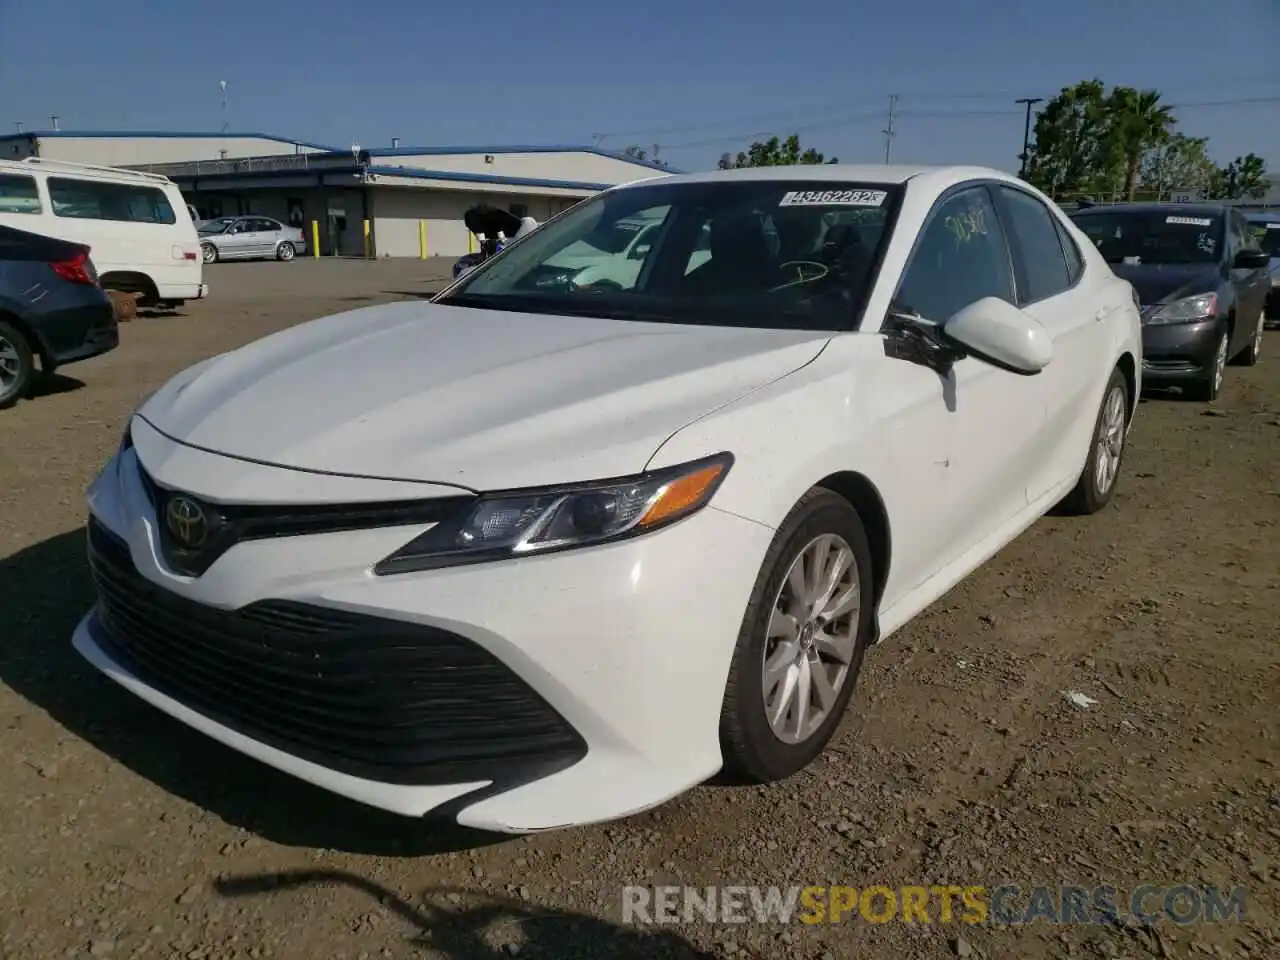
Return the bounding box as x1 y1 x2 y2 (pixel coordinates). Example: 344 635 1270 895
1244 212 1280 326
1070 203 1270 401
450 206 527 280
0 224 118 408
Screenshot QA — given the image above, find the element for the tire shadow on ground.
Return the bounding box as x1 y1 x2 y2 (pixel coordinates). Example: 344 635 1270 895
215 869 715 959
0 529 508 857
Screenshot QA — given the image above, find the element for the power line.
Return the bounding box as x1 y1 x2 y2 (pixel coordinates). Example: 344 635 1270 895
590 80 1280 143
657 95 1280 153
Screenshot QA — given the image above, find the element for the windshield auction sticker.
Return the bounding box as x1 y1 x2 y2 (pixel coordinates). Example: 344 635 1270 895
1165 216 1213 226
779 189 887 207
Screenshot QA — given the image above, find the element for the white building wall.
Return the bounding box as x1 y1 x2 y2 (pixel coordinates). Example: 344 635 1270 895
370 188 581 258
34 136 324 166
384 151 669 186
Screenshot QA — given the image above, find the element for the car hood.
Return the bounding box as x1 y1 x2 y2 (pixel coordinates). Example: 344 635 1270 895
1107 262 1221 306
138 301 830 490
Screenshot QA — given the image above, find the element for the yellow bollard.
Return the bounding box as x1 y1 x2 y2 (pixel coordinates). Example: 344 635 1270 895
468 231 475 255
310 220 320 258
362 219 371 259
419 221 428 260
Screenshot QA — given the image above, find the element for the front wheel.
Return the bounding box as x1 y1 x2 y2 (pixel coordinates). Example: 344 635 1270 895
719 489 874 783
276 241 295 262
1185 327 1229 401
1061 367 1129 515
0 319 36 409
201 243 219 264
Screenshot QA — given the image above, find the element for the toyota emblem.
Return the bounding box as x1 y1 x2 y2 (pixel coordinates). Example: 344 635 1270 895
165 495 208 549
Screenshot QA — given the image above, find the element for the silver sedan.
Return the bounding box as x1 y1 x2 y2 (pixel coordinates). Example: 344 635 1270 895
198 216 306 263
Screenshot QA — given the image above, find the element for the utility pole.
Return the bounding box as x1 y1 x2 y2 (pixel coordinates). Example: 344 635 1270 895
1016 97 1043 178
883 95 897 164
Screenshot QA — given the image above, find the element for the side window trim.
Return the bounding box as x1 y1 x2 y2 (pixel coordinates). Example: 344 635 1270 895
890 179 1020 319
989 184 1075 307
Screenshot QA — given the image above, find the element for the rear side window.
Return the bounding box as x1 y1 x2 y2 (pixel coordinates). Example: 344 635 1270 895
996 187 1070 303
1053 216 1084 284
0 173 41 214
48 177 177 225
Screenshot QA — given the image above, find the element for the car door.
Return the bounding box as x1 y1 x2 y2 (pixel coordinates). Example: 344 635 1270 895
256 218 284 257
221 218 253 259
882 183 1046 588
1229 211 1268 342
992 185 1106 503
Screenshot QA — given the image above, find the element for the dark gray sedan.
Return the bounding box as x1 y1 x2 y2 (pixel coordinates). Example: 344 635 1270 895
198 216 306 264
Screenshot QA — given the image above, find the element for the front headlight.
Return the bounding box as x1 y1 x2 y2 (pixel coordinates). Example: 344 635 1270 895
1147 292 1217 324
374 452 733 574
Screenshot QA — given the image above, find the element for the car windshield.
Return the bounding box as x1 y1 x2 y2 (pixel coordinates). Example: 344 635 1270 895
1247 220 1280 257
198 218 235 235
438 179 901 331
1070 210 1224 265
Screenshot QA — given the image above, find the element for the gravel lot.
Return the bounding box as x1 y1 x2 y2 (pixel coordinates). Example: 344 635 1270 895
2 259 1277 960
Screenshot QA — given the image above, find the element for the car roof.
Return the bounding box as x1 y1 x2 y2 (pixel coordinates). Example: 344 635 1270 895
1070 202 1230 217
614 163 1024 192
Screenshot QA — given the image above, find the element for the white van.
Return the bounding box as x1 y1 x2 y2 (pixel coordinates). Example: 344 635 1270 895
0 157 207 307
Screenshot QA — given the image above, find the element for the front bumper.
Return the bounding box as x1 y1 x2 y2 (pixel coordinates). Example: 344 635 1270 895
74 441 773 832
1139 316 1220 384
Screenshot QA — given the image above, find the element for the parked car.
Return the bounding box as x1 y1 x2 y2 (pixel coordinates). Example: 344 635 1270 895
198 216 306 263
76 164 1141 832
0 223 118 408
1244 212 1280 326
0 157 206 309
1070 202 1269 400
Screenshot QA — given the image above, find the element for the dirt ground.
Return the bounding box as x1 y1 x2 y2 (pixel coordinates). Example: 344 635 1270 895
1 258 1277 960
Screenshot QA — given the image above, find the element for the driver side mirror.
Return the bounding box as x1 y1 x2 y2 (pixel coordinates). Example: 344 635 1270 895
1233 249 1270 270
943 297 1053 375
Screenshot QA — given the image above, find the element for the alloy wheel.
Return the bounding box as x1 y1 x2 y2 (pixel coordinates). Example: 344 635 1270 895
762 533 860 745
1094 384 1126 496
0 334 20 393
1213 331 1228 394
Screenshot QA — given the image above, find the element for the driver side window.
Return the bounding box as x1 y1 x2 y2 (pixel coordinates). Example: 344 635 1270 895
895 187 1015 324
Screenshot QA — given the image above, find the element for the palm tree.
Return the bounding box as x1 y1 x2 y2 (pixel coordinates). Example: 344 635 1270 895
1109 88 1176 201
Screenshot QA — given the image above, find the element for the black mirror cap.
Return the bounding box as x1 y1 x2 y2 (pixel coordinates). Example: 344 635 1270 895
1234 249 1270 270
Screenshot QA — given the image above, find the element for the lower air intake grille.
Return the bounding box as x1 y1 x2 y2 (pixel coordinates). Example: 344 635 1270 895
85 518 585 786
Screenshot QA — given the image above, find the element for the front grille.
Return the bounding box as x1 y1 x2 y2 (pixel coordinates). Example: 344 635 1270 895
85 518 586 786
135 461 477 578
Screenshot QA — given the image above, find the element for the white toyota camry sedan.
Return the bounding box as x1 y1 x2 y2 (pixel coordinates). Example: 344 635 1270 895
74 165 1141 833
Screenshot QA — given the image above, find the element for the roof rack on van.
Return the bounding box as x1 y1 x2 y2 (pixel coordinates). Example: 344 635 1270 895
19 156 175 184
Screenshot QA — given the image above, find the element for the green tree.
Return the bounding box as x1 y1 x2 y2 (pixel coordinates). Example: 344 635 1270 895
1139 134 1216 199
1108 87 1176 200
725 135 837 168
1025 79 1124 198
622 145 647 161
1208 153 1270 200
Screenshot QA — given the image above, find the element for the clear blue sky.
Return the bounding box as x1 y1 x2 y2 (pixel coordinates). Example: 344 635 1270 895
2 0 1277 173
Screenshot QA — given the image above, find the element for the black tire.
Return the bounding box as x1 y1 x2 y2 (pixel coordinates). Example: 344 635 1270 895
1184 327 1229 402
1231 308 1263 368
1061 367 1130 516
719 488 875 784
0 319 36 410
201 243 219 264
276 241 295 262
